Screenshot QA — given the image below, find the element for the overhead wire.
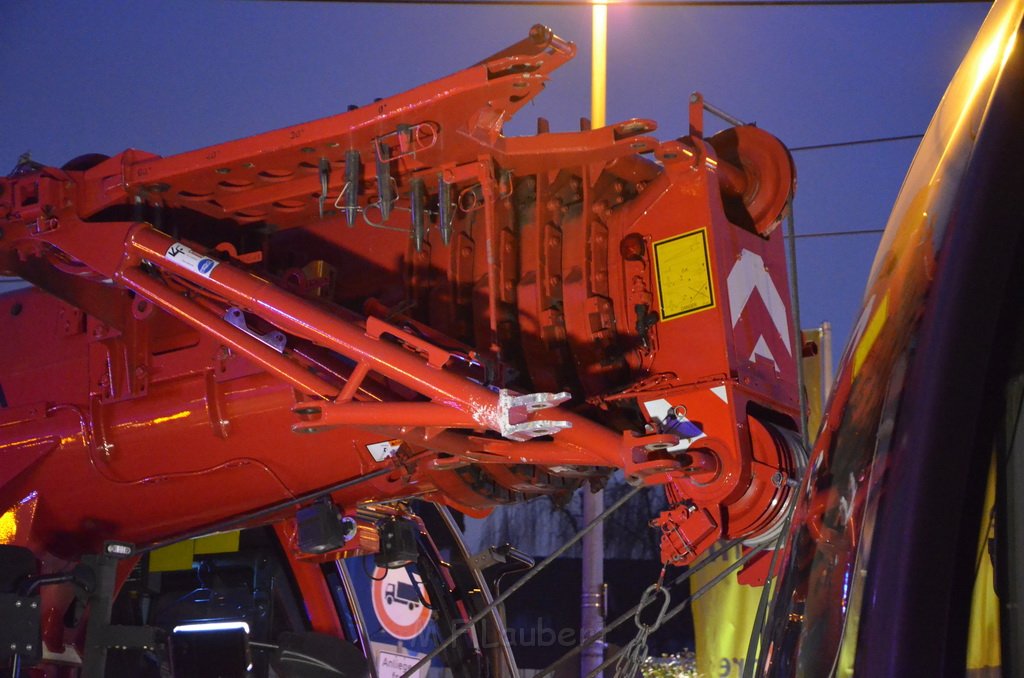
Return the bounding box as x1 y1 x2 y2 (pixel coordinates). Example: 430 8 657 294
790 133 924 152
782 134 921 240
788 228 886 238
272 0 991 6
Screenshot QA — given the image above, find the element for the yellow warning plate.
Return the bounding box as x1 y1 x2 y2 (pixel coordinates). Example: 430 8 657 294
653 229 715 320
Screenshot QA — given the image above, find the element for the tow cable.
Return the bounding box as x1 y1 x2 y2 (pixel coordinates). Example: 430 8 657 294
399 484 644 678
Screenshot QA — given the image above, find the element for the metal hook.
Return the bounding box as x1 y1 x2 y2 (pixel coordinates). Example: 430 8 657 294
375 122 440 163
343 149 361 226
498 169 515 200
458 184 484 213
438 174 454 245
410 178 427 252
361 200 413 233
333 182 353 212
376 144 393 220
317 157 330 219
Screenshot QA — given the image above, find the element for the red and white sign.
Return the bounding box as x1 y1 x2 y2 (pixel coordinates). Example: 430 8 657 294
726 249 792 370
371 566 431 640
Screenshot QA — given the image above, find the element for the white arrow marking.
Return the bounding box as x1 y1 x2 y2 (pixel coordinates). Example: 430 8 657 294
710 385 729 404
366 440 402 462
749 335 781 372
642 398 706 451
727 249 792 355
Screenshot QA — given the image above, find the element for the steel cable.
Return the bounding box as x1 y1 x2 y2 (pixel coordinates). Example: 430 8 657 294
398 484 644 677
534 536 746 678
585 544 769 678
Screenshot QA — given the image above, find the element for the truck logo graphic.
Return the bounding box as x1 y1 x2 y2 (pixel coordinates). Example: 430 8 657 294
385 581 421 610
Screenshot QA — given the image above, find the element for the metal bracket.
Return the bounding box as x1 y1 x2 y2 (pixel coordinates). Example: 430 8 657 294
652 501 721 565
77 552 166 678
496 389 572 442
0 593 41 664
469 543 534 572
224 307 287 353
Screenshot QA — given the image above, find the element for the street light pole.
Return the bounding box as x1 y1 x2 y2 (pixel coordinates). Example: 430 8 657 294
582 5 608 677
591 1 607 128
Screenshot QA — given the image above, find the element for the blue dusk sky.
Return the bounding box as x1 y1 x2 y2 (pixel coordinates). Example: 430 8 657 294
0 0 991 368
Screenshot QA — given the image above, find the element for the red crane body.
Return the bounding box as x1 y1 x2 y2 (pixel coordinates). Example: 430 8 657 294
0 25 801 672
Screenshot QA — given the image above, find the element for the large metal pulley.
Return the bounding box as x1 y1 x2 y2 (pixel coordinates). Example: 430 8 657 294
708 125 796 237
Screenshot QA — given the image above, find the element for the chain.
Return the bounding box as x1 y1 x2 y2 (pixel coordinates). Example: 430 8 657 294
583 545 767 678
612 568 670 678
536 537 746 678
399 484 644 678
